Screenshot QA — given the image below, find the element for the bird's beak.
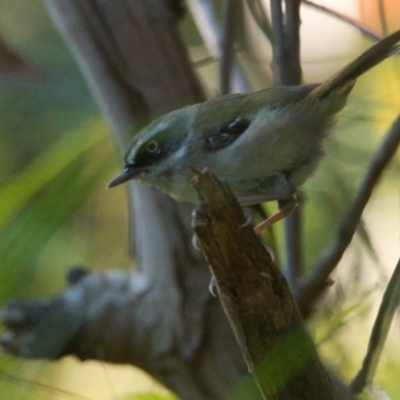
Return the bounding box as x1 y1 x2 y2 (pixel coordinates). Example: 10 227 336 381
107 166 139 188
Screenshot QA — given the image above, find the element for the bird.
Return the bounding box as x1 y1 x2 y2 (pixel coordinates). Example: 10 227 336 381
108 31 400 232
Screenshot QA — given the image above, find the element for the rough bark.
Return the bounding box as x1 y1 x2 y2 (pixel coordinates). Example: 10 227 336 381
192 170 337 400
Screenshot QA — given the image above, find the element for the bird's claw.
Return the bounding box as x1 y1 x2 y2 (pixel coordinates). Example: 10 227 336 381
208 276 218 297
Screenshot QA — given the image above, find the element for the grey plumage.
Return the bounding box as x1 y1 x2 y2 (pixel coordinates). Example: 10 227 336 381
108 30 400 206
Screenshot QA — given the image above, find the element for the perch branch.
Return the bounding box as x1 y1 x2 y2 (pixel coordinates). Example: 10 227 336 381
192 169 337 400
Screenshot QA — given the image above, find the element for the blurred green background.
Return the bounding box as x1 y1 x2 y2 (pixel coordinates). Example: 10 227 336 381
0 0 399 399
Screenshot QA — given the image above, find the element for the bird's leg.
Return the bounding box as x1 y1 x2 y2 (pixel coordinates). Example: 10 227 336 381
254 194 299 234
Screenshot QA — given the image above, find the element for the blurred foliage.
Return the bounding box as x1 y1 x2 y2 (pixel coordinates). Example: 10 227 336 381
0 0 399 399
119 393 178 400
0 121 114 302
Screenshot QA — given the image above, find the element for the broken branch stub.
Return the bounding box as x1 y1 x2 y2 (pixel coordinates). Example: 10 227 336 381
191 169 337 400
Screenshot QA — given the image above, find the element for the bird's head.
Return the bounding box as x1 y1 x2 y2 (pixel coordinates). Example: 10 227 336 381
107 105 195 189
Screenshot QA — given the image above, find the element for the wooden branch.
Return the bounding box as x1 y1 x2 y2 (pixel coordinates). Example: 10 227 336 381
269 0 304 288
270 0 302 86
219 0 238 94
284 0 302 84
270 0 285 85
277 0 303 285
192 169 337 400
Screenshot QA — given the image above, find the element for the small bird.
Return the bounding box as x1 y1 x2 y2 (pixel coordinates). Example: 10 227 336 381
108 31 400 231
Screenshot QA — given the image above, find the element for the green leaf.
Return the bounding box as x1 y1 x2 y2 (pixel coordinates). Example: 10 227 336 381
0 122 104 232
0 120 113 301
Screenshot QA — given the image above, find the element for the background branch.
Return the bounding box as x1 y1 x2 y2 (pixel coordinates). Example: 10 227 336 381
187 0 250 93
302 1 382 41
297 112 400 314
219 0 239 94
351 257 400 393
378 0 389 36
269 0 304 288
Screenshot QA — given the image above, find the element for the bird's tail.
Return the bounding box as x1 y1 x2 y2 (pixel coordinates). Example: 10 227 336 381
311 30 400 100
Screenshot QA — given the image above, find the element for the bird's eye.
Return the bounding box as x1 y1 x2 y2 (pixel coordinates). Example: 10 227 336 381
146 140 159 153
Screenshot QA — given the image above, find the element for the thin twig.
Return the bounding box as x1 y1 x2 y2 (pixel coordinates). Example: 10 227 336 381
220 0 238 94
351 257 400 393
302 1 382 41
285 204 304 288
284 0 302 84
377 0 389 36
245 0 273 41
186 0 250 93
270 0 285 86
297 113 400 314
270 0 302 85
270 0 304 283
282 0 303 287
